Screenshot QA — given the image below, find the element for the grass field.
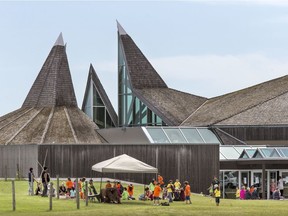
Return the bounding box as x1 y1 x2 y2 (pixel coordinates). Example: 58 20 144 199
0 180 287 216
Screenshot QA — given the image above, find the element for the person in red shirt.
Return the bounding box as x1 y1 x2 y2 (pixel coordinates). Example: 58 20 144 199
153 182 162 205
184 181 192 204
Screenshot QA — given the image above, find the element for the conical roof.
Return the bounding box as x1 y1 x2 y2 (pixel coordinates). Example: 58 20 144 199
0 34 104 145
118 22 167 90
22 33 77 108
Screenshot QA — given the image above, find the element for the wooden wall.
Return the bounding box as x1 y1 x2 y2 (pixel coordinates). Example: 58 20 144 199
0 145 38 178
38 144 219 194
219 127 288 145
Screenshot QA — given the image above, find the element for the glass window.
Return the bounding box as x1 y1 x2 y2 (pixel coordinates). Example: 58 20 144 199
279 148 288 157
260 148 274 157
245 149 256 158
180 128 204 143
197 128 221 144
223 171 239 199
163 128 187 143
146 128 170 143
105 110 113 128
93 84 104 106
253 150 263 158
220 147 240 159
270 149 281 158
93 107 105 129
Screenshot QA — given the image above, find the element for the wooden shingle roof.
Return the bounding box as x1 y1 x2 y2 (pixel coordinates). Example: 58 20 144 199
119 34 167 89
0 34 104 144
134 88 207 126
22 34 77 108
181 75 288 126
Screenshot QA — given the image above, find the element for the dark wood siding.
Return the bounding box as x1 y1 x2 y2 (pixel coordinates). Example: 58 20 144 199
219 127 288 145
38 144 219 194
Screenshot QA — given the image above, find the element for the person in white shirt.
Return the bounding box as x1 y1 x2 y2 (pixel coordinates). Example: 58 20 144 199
277 176 285 197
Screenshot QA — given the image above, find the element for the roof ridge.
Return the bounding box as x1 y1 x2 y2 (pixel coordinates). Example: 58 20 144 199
212 88 288 125
180 100 208 126
210 74 288 100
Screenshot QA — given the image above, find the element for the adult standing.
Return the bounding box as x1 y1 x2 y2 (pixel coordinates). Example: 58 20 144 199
41 166 50 197
28 167 35 195
212 176 220 189
277 176 284 196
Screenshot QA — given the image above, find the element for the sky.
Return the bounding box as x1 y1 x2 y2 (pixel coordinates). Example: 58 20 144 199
1 0 288 116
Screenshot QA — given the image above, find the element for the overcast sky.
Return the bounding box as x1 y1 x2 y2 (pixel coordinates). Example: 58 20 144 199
1 0 288 116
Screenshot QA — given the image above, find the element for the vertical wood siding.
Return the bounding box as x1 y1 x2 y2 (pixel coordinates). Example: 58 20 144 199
38 144 219 194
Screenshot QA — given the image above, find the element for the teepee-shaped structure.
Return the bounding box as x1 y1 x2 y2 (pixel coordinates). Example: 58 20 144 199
0 34 104 145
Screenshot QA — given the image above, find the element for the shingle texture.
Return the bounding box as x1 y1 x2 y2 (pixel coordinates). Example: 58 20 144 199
119 31 207 125
22 45 77 108
181 75 288 126
82 64 118 127
120 34 167 89
135 88 207 126
0 39 104 144
0 107 103 144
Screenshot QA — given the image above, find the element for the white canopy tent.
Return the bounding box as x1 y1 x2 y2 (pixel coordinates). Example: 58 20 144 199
92 154 158 174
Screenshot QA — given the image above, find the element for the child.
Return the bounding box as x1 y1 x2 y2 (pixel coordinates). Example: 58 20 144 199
184 181 192 204
235 186 240 199
240 186 246 200
122 187 129 200
153 182 162 206
70 187 76 198
214 184 221 206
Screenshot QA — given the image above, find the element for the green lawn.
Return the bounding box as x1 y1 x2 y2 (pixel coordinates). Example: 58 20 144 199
0 180 287 216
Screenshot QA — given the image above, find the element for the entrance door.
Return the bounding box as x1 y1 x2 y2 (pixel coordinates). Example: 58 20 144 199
279 171 288 198
240 171 249 188
267 171 277 199
251 171 263 198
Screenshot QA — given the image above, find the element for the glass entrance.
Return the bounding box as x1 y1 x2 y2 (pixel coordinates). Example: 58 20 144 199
251 171 263 198
279 171 288 198
240 171 249 188
267 171 277 199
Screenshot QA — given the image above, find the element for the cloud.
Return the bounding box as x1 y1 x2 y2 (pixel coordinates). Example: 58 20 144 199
150 53 288 98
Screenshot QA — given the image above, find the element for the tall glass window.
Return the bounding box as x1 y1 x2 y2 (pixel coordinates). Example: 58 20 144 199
118 36 166 127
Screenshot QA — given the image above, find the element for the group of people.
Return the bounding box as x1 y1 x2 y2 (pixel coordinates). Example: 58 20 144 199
269 176 285 200
28 167 100 201
236 185 260 200
28 168 194 205
146 175 192 205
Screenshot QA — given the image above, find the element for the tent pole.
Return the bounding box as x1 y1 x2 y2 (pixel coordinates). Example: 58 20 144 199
100 173 103 191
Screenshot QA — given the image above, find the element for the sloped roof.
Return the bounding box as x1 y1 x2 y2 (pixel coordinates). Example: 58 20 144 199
0 107 104 144
82 64 118 127
22 33 77 108
182 75 288 126
117 23 206 125
118 25 167 89
0 34 104 145
134 88 207 125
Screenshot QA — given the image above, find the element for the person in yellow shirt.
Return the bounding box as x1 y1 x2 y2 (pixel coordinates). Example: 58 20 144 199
167 180 174 203
235 186 240 199
174 179 181 190
214 184 221 206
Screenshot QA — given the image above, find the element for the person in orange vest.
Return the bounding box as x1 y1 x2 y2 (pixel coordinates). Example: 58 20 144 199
158 174 164 188
127 184 135 200
153 182 162 205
